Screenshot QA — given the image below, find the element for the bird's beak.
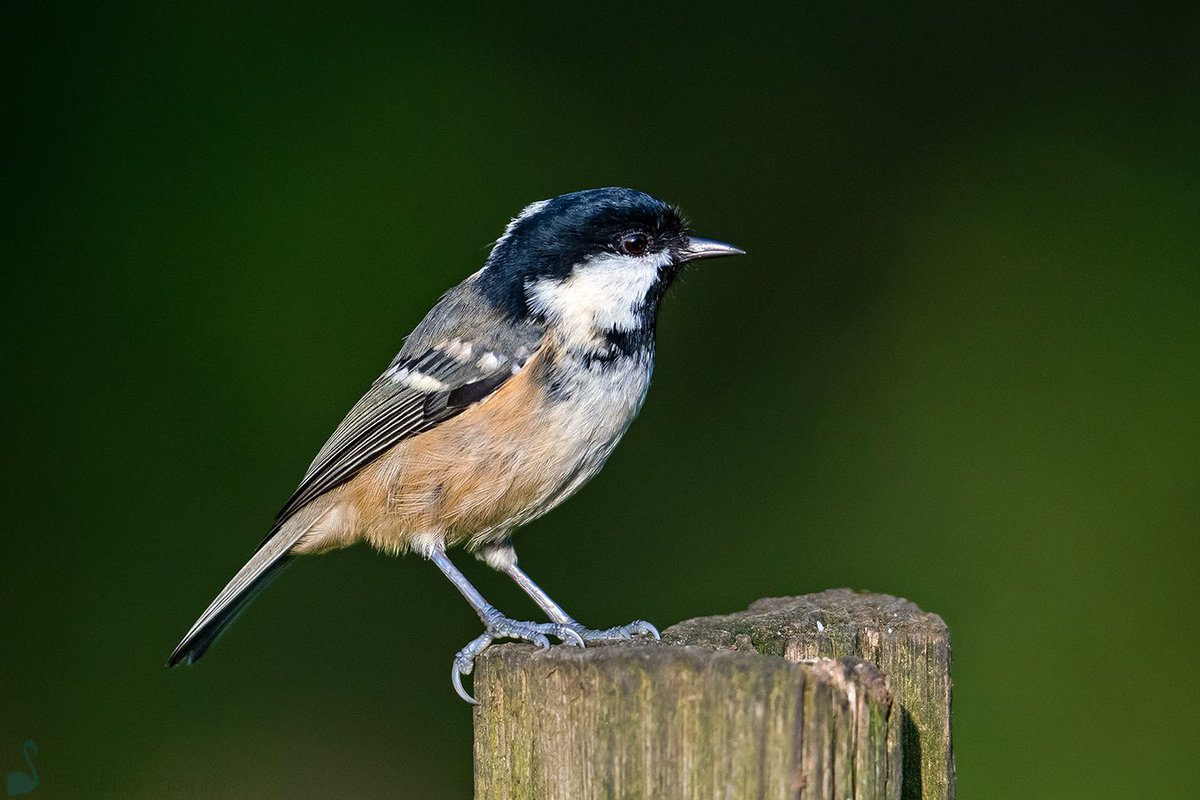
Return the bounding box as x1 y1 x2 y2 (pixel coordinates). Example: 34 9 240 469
679 236 746 263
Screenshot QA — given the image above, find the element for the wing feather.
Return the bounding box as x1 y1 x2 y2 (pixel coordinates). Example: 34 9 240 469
269 278 545 529
273 351 528 525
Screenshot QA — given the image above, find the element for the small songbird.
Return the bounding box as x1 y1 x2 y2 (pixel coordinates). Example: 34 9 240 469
168 187 743 702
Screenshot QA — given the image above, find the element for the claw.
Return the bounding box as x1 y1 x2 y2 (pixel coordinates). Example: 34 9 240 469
567 618 662 643
633 620 661 640
448 614 589 703
452 663 477 705
559 626 586 648
451 632 492 705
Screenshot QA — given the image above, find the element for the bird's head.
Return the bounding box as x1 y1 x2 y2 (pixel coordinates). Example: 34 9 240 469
478 188 743 337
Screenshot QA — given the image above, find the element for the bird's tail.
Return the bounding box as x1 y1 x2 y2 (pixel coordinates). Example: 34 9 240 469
167 525 300 667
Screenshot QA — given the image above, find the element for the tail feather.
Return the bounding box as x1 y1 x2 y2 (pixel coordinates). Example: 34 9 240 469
167 526 299 667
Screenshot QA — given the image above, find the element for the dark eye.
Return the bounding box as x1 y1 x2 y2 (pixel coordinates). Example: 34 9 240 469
617 232 650 256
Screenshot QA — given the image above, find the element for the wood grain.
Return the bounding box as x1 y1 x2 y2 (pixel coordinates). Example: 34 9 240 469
473 590 953 799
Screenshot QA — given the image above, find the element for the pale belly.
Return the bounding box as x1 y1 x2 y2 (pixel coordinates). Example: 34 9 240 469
293 354 653 556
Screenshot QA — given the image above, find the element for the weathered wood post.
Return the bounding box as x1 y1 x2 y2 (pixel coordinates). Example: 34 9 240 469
473 589 953 800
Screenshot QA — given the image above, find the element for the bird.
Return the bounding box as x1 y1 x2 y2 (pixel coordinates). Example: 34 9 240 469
168 187 743 702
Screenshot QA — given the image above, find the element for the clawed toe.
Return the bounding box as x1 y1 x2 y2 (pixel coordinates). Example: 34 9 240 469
452 660 478 704
556 625 586 648
451 632 493 704
628 620 661 640
449 615 588 703
569 618 661 642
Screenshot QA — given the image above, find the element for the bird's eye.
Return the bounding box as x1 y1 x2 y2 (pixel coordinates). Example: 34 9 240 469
617 232 651 256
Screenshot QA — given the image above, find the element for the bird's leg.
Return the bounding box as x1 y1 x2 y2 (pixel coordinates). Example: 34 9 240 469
428 545 583 704
479 541 661 644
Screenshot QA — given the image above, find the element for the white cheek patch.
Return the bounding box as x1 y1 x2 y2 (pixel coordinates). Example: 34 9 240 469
526 250 670 343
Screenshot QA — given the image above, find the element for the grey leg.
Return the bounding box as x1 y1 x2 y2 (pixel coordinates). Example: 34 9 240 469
480 542 661 643
428 546 583 704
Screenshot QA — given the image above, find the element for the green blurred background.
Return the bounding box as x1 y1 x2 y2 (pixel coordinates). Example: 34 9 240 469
4 3 1198 797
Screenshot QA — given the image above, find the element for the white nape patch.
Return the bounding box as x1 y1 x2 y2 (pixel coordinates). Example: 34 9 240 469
525 249 671 349
476 351 505 371
488 199 551 257
384 365 449 392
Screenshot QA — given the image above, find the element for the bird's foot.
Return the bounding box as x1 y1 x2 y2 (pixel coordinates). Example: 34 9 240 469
566 619 661 643
451 611 584 704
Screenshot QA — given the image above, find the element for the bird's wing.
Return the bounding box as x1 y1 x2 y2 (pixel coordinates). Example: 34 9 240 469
273 283 543 529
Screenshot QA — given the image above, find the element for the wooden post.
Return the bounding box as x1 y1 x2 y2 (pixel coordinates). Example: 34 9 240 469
669 590 955 800
473 590 953 800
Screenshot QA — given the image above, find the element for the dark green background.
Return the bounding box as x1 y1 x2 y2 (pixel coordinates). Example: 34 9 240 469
4 4 1197 798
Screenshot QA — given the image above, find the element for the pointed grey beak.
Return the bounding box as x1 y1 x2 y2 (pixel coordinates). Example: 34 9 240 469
679 236 746 262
